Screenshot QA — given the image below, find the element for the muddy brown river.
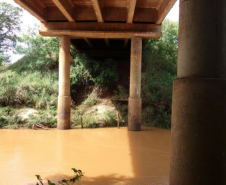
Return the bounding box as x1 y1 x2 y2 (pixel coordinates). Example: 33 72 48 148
0 127 171 185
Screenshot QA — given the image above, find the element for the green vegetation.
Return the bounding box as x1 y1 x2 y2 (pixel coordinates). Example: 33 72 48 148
0 2 22 65
141 20 178 128
36 168 84 185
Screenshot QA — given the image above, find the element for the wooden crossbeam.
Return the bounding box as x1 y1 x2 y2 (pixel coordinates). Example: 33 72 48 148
14 0 46 22
127 0 137 23
40 22 161 41
90 0 104 22
156 0 177 24
52 0 75 22
40 30 161 39
40 22 161 32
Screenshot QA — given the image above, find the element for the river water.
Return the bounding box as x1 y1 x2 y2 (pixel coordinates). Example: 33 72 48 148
0 127 171 185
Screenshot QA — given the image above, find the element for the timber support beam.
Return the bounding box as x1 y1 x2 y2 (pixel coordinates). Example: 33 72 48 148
39 22 162 39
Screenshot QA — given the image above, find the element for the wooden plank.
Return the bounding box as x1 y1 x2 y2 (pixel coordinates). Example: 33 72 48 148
39 30 162 39
127 0 137 23
133 8 157 23
52 0 75 22
156 0 164 10
90 0 104 22
156 0 177 24
14 0 46 22
40 22 162 32
74 6 97 21
103 7 127 22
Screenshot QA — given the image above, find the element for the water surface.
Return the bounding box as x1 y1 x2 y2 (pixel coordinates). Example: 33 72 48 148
0 127 171 185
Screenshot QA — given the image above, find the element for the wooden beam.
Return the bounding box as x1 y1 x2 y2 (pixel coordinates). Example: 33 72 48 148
40 22 161 39
127 0 137 23
14 0 46 22
40 30 161 39
156 0 164 10
90 0 104 22
52 0 75 22
156 0 177 24
40 22 161 33
83 38 93 48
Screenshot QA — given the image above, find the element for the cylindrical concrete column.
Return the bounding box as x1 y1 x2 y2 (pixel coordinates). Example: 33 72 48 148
57 36 71 130
128 37 142 131
170 0 226 184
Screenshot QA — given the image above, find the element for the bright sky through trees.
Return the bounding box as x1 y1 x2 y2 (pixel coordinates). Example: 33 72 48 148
0 0 179 62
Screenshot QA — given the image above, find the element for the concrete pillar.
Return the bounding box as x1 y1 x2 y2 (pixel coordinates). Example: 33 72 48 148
128 37 142 131
57 36 71 130
170 0 226 185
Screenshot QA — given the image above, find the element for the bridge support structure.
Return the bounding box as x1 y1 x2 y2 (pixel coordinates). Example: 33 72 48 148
170 0 226 184
57 36 71 130
128 37 142 131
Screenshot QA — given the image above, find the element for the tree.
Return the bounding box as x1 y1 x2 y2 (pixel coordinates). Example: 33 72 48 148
0 2 22 65
16 25 59 71
142 20 178 129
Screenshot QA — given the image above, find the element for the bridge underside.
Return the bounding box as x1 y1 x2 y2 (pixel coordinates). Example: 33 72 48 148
15 0 226 184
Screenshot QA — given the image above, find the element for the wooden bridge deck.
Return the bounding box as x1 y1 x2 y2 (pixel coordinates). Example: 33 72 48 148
14 0 176 57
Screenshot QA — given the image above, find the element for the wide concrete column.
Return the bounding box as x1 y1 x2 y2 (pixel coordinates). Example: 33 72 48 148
57 36 71 130
170 0 226 185
128 37 142 131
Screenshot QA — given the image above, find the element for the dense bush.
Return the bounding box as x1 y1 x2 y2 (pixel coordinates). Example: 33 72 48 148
141 20 178 129
70 53 118 87
0 70 58 108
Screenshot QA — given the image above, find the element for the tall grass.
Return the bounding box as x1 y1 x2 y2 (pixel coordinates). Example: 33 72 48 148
0 70 58 109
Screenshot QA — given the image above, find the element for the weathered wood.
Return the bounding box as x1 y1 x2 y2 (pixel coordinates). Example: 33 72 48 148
37 22 160 33
52 0 75 22
14 0 46 22
127 0 137 23
156 0 177 24
90 0 104 22
40 30 161 39
133 8 157 23
40 22 162 38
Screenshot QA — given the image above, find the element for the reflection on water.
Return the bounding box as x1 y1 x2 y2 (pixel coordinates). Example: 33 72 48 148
0 127 170 185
